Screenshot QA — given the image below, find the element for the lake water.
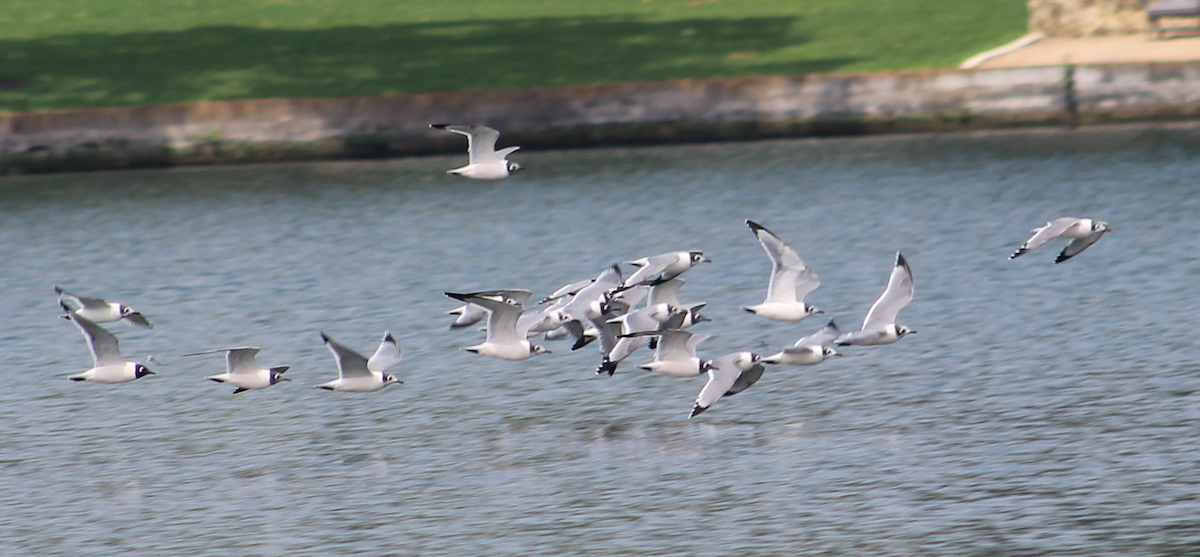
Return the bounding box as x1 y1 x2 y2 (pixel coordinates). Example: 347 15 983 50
2 124 1199 556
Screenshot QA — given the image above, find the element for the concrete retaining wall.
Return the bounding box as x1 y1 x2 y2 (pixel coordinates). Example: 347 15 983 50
1 62 1198 174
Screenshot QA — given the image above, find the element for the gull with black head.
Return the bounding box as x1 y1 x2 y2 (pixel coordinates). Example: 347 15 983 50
1009 217 1111 263
430 124 521 180
742 220 822 321
316 331 403 392
56 286 152 328
836 252 916 346
64 313 154 383
185 347 290 394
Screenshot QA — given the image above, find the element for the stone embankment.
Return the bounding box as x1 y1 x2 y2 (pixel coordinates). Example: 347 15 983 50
1 61 1198 174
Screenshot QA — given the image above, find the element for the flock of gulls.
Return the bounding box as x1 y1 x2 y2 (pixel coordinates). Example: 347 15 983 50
54 125 1113 418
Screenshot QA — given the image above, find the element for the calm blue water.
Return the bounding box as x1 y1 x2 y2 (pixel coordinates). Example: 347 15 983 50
2 125 1199 556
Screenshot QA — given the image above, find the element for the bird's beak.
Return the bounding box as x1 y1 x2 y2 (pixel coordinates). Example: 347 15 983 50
702 257 712 263
281 377 292 382
815 309 825 314
831 352 843 357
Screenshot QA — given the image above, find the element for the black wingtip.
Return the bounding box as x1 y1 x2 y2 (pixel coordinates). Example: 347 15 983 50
59 301 72 314
896 251 909 268
53 285 64 294
430 124 448 130
689 404 707 418
232 387 248 394
1054 253 1073 264
320 332 331 344
270 366 290 374
382 331 396 343
444 291 471 303
69 376 85 382
1009 248 1026 260
746 219 765 232
596 360 618 376
572 337 594 351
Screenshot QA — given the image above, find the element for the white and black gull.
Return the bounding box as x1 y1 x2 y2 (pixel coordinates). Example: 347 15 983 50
762 319 841 366
315 331 403 392
690 352 766 418
56 286 152 328
444 291 550 361
1009 217 1111 263
430 124 521 180
185 347 290 394
64 313 155 383
741 220 823 321
836 252 916 346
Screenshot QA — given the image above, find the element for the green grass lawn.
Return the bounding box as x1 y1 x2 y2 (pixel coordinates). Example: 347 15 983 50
0 0 1027 113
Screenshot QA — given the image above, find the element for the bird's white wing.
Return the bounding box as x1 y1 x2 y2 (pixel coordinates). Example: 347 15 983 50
226 348 263 375
862 252 914 329
747 221 818 305
1056 229 1108 263
1010 217 1080 259
436 125 500 164
539 278 594 304
494 146 520 161
322 333 371 379
473 289 534 306
366 331 402 373
683 333 711 358
794 319 841 348
653 330 693 361
694 354 741 413
55 286 108 310
725 363 765 397
70 314 123 366
448 293 524 344
649 277 685 307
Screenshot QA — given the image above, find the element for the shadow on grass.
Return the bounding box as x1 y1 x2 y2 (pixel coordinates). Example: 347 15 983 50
0 15 862 112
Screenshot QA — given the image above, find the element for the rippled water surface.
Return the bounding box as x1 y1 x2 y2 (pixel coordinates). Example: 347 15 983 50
2 125 1200 556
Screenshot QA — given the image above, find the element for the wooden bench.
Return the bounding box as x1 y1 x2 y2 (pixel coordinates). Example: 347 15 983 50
1147 0 1200 38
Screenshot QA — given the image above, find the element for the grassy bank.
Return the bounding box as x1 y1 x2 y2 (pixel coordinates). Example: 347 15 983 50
0 0 1026 113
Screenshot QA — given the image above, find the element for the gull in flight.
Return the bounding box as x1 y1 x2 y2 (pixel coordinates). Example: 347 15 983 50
1009 217 1111 263
315 331 403 392
64 313 155 383
762 319 841 365
445 291 550 361
620 250 710 290
430 124 521 180
836 252 916 346
622 313 711 377
56 286 152 328
185 347 290 394
690 352 765 418
446 289 533 330
742 220 822 321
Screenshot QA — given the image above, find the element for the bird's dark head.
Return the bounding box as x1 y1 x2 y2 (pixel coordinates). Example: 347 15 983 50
507 161 522 173
384 374 403 386
689 251 710 265
822 346 841 358
134 363 155 378
896 325 916 337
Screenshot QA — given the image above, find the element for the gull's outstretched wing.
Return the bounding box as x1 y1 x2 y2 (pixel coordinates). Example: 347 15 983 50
69 313 123 367
862 252 914 330
55 286 108 310
431 124 501 164
794 319 841 348
322 333 371 379
747 220 817 304
1010 217 1079 259
1056 230 1107 263
367 331 402 372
